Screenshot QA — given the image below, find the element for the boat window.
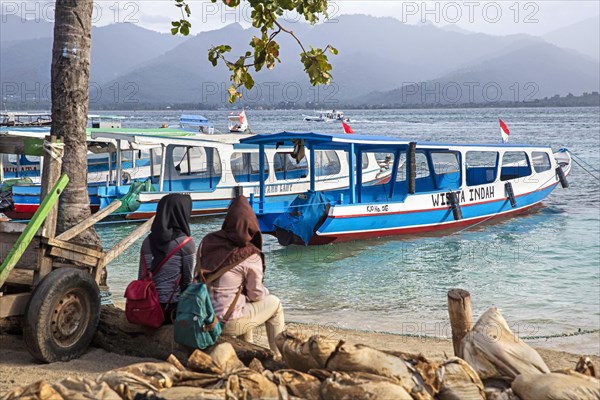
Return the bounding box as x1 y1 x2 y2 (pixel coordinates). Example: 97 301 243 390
532 151 552 173
274 152 308 180
395 153 407 182
231 152 269 183
315 150 341 177
346 153 370 170
501 151 532 181
415 152 430 179
173 146 222 179
431 152 460 174
430 151 461 189
151 147 163 176
466 151 498 185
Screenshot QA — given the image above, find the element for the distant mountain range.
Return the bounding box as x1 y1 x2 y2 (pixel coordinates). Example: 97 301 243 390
1 14 598 108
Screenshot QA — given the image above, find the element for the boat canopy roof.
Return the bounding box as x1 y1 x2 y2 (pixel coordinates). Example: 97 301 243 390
90 130 248 150
240 131 551 151
180 114 211 125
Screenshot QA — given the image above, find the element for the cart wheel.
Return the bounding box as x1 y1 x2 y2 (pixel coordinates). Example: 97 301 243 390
23 268 100 363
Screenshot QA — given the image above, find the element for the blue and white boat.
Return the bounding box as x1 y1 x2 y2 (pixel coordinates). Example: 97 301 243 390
239 132 572 245
89 131 391 219
3 128 197 218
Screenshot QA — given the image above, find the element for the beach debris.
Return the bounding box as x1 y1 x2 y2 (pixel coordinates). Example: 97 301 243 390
512 371 600 400
575 356 599 378
461 307 550 382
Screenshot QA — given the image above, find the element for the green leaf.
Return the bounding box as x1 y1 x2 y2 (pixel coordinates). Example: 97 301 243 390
329 46 338 55
171 27 179 35
171 21 180 27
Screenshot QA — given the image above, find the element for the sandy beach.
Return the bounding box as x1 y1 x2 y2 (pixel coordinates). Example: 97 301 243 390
1 320 598 393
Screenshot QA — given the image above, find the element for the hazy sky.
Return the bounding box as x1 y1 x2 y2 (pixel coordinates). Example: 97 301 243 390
4 1 599 36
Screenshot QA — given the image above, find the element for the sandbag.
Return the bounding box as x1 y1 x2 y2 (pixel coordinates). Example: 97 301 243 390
275 330 340 372
325 342 431 398
49 379 122 400
273 370 321 400
438 357 486 400
153 386 226 400
225 369 279 400
209 342 245 374
97 361 180 399
461 307 549 382
0 378 121 400
512 372 600 400
177 343 279 400
0 381 62 400
320 371 413 400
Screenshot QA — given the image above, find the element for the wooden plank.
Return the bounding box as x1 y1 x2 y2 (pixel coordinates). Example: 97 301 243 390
35 135 62 285
55 200 122 242
45 238 104 258
48 247 98 267
0 222 28 234
0 293 30 318
4 269 34 286
1 235 40 270
0 174 69 288
102 217 154 267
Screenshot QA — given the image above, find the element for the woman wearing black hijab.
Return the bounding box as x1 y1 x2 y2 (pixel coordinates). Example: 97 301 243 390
138 193 196 324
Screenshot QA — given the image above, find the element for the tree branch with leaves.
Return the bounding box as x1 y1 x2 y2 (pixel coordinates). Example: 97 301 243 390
172 0 337 103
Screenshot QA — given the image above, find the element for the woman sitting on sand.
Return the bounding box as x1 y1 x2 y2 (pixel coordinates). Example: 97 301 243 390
139 193 196 324
198 196 284 358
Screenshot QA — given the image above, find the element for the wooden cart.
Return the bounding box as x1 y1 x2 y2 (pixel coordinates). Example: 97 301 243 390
0 135 152 362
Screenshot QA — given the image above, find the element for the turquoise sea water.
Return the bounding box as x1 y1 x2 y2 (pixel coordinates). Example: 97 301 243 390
99 107 600 344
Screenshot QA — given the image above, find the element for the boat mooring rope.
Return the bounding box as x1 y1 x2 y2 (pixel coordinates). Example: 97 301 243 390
570 152 600 181
289 321 600 341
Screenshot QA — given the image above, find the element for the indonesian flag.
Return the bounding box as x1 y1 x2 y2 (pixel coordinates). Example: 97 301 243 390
239 109 247 124
499 118 510 143
342 120 354 134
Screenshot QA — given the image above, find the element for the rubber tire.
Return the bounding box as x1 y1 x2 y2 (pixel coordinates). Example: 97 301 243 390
23 268 100 363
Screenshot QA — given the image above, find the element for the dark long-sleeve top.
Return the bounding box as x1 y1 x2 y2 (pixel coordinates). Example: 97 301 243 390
138 236 196 304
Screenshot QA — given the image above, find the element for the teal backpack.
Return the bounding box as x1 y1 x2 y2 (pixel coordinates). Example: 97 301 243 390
174 269 243 349
174 282 222 349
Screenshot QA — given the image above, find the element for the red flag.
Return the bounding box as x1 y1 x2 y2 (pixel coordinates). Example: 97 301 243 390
499 118 510 143
342 120 354 134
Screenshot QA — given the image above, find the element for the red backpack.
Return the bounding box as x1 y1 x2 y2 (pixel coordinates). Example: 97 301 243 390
124 237 192 328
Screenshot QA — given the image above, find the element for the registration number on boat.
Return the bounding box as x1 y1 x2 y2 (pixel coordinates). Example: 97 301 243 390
366 204 389 213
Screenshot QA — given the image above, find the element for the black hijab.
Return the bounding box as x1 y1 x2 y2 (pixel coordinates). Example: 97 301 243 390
149 193 192 268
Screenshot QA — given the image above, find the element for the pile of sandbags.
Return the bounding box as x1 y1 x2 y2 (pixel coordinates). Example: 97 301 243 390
275 329 487 399
2 307 598 400
460 307 600 400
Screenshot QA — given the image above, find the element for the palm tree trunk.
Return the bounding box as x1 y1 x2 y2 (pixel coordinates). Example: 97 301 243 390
51 0 100 247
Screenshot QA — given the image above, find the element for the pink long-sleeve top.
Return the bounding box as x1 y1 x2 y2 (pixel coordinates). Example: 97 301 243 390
208 253 269 321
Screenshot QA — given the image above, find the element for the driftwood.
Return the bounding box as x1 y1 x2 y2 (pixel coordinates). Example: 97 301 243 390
94 305 277 368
